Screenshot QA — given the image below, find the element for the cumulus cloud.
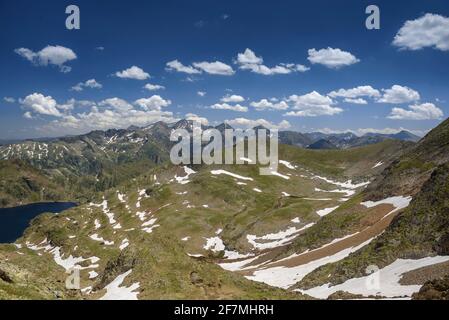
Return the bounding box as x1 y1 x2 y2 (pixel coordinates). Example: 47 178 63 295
166 60 201 74
134 95 171 111
166 59 234 75
393 13 449 51
21 93 62 117
192 61 235 75
71 79 102 91
284 91 343 117
35 96 176 135
328 85 380 99
15 45 77 73
42 108 175 136
307 47 359 69
250 99 289 110
388 103 443 120
221 95 245 103
144 83 165 91
236 48 309 75
225 117 291 130
115 66 150 80
23 111 33 119
378 85 420 104
344 98 368 105
210 103 248 112
185 113 209 125
197 91 206 97
3 97 15 103
99 98 133 112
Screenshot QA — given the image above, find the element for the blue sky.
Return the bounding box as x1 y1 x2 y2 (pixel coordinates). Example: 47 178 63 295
1 0 449 139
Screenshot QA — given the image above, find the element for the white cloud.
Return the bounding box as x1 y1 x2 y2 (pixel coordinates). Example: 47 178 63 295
284 91 343 117
134 95 171 111
15 45 77 73
115 66 150 80
166 59 234 76
23 112 33 119
344 98 368 105
37 96 176 136
57 98 95 111
192 61 235 76
71 79 102 91
236 48 309 75
221 95 245 103
42 108 175 136
166 60 201 74
388 103 443 120
185 113 209 125
225 118 291 130
3 97 15 103
328 86 380 99
378 85 420 104
197 91 206 97
307 47 359 69
210 103 248 112
144 83 165 91
393 13 449 51
250 99 289 110
21 93 62 117
99 98 133 112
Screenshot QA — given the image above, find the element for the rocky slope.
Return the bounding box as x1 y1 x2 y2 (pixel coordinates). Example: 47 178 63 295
0 118 446 300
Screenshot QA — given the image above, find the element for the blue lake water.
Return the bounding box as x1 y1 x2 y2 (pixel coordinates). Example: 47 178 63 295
0 202 77 243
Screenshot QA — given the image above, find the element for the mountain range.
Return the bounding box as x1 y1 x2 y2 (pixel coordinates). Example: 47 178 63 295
0 117 448 300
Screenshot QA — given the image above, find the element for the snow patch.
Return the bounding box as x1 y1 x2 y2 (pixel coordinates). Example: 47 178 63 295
100 270 140 300
211 170 254 181
301 256 449 299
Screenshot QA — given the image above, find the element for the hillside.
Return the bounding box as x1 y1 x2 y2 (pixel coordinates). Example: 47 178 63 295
0 160 65 207
0 118 446 300
0 137 410 299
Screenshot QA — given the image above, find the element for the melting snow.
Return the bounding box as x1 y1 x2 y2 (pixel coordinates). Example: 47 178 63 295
301 256 449 299
175 166 197 184
372 162 384 169
246 237 375 289
313 175 370 190
117 192 126 203
100 270 140 300
253 188 262 193
247 223 315 250
119 239 130 250
279 160 296 170
211 170 254 181
89 234 114 246
316 206 340 217
315 187 355 198
361 196 412 216
270 171 290 180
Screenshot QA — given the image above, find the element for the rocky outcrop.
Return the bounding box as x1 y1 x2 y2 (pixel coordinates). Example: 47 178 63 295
413 276 449 300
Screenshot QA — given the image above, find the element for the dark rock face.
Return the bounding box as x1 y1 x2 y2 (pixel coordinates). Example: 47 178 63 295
94 249 138 291
0 269 13 283
413 275 449 300
435 233 449 255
